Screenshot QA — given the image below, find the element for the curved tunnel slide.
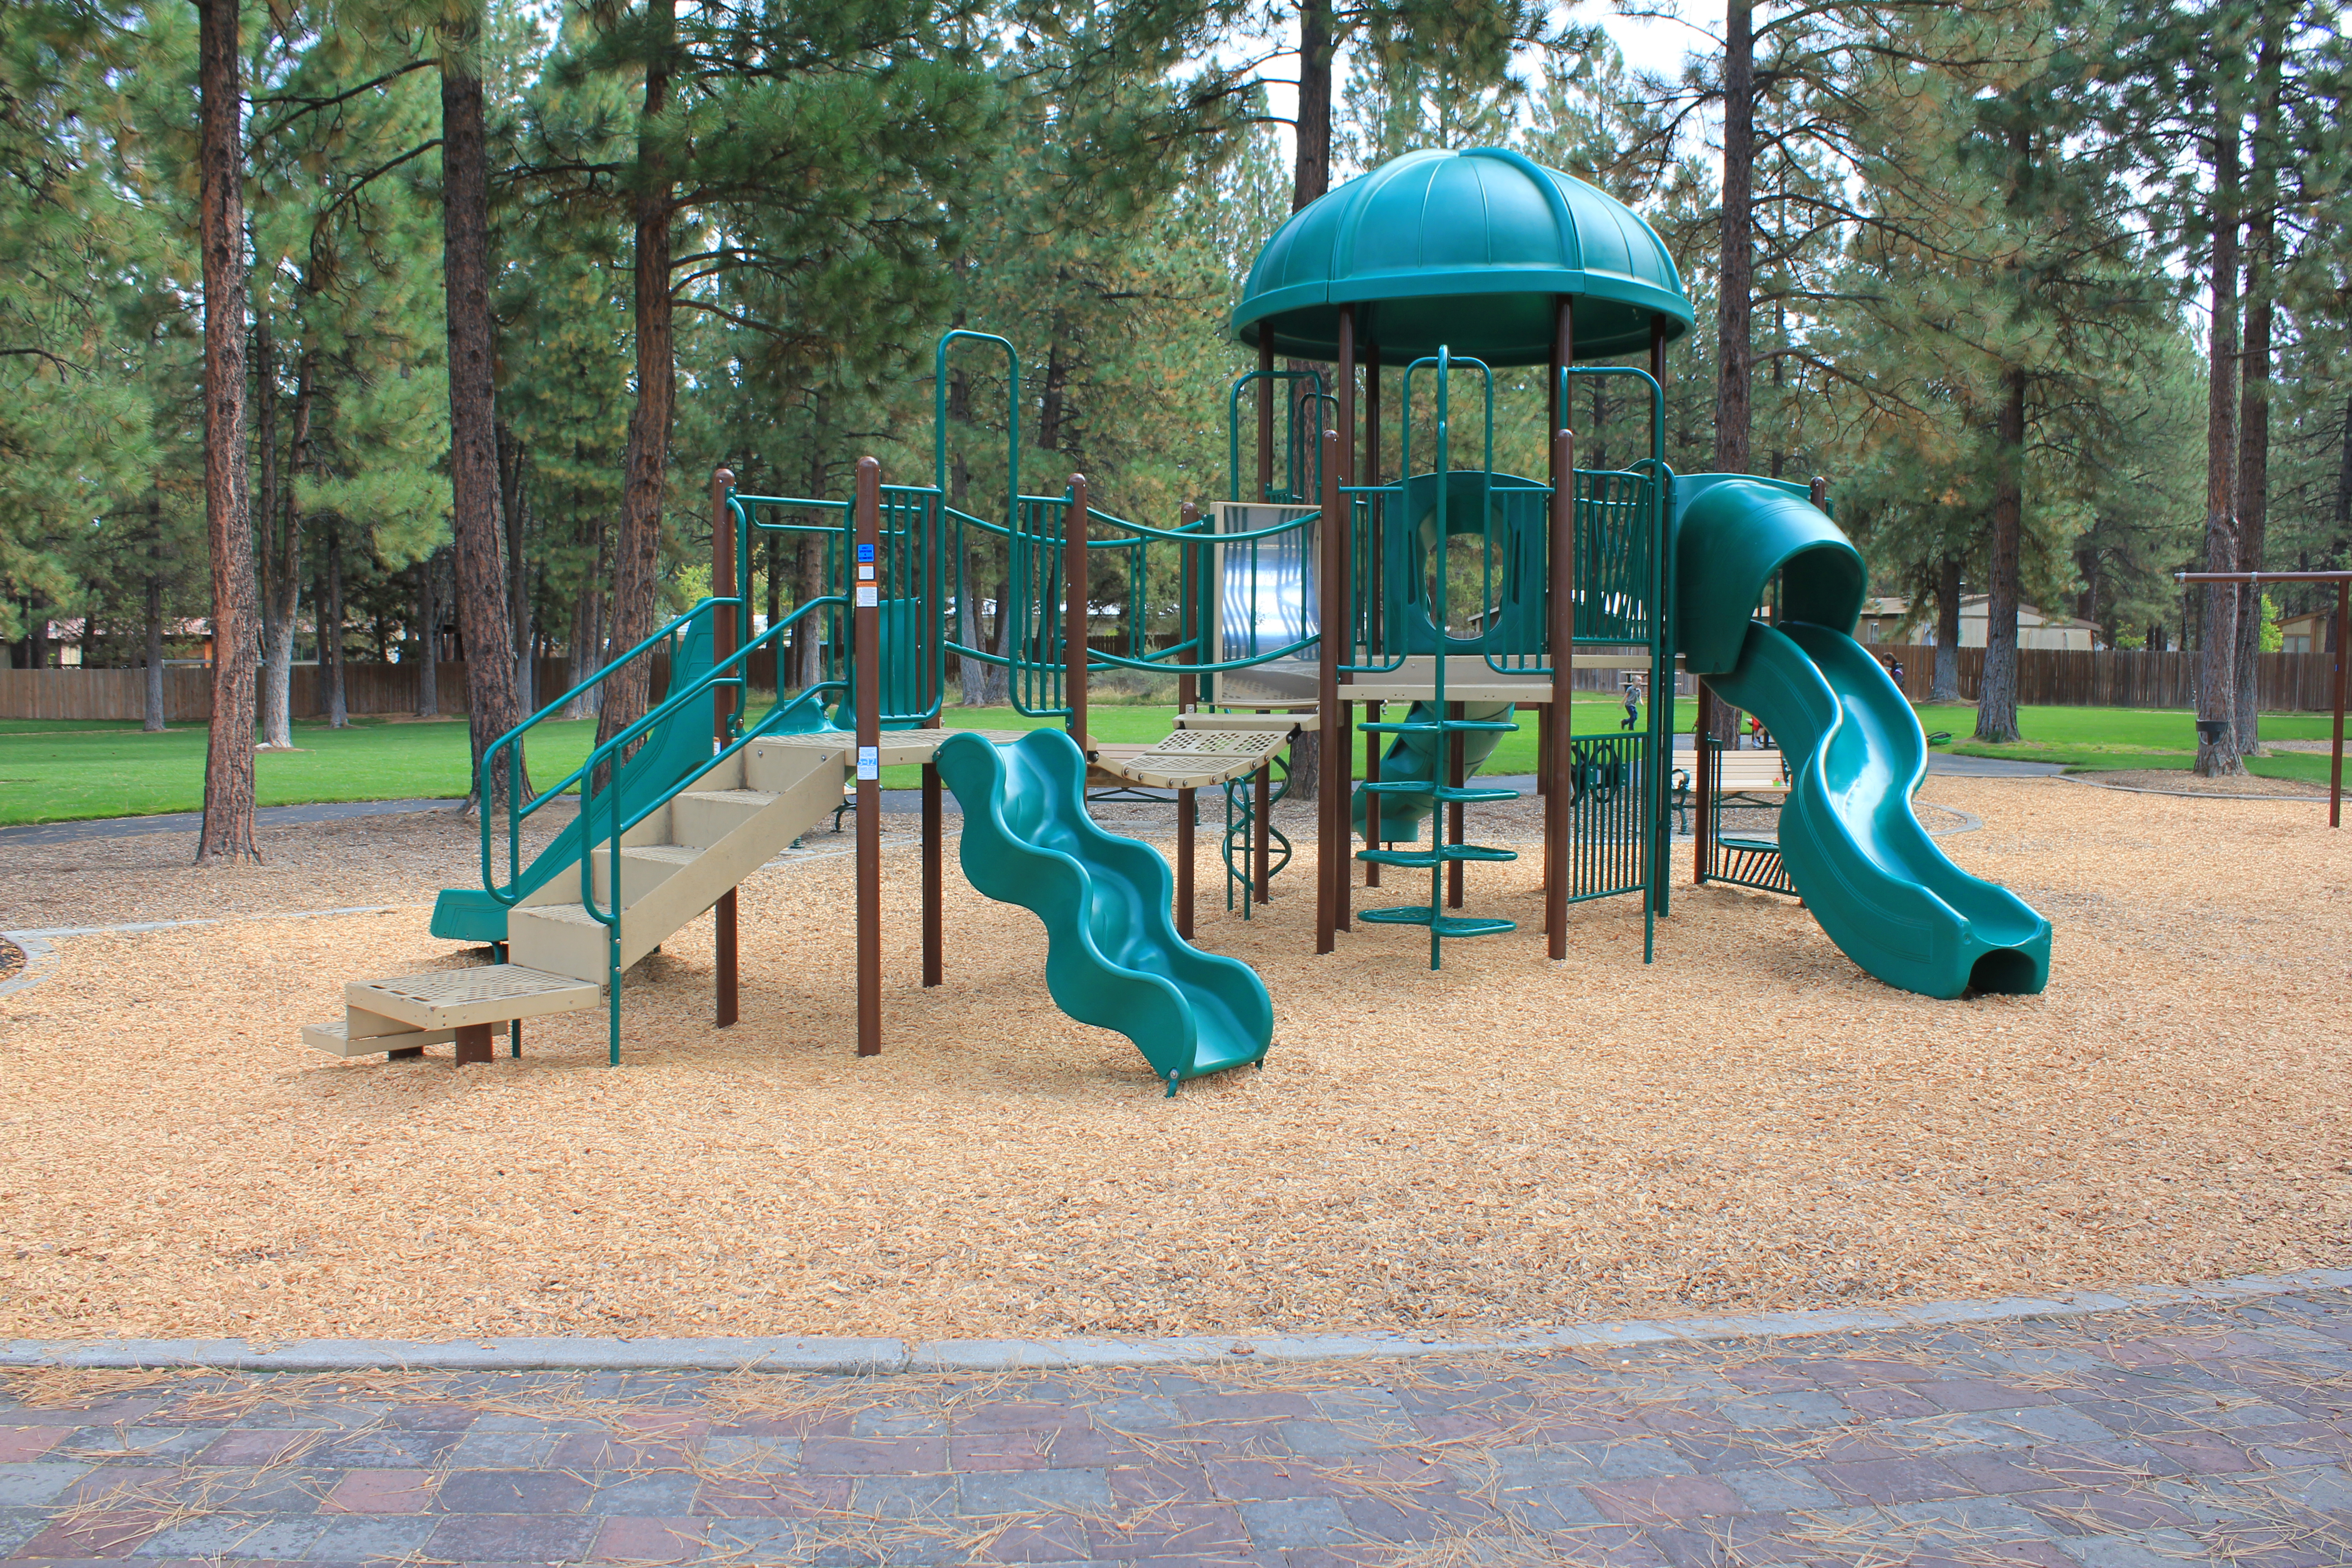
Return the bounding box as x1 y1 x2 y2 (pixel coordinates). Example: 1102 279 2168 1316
1349 701 1518 843
1676 475 2051 998
933 729 1274 1091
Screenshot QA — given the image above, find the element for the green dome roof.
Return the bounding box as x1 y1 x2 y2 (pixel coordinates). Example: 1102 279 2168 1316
1233 147 1694 366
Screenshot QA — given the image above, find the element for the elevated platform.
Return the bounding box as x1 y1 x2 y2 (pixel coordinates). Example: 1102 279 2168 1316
1216 654 1681 707
1088 723 1297 790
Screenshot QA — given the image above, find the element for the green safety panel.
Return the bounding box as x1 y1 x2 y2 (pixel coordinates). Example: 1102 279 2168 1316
933 728 1273 1089
832 597 930 731
1349 701 1517 843
431 617 723 945
1234 147 1695 365
1387 470 1550 657
1672 475 2050 998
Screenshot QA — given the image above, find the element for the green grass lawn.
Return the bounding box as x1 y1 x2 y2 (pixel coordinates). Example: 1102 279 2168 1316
1931 704 2339 785
4 695 2334 826
0 717 598 827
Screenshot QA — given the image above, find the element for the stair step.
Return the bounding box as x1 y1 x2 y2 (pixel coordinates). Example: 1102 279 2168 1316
671 788 779 847
1356 906 1519 938
346 965 600 1030
621 844 701 864
303 1019 458 1058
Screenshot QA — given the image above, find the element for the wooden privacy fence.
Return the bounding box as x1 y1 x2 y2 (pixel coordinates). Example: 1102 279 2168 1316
1870 643 2340 711
0 659 576 723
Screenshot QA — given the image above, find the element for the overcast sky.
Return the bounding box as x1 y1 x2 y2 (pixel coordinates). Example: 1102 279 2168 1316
1245 2 1717 181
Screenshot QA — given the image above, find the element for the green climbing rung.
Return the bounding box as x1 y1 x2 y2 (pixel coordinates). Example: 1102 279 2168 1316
1359 844 1519 869
1358 718 1519 737
1357 906 1519 938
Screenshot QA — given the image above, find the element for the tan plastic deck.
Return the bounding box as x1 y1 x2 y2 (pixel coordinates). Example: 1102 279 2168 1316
1090 728 1296 789
344 965 600 1031
303 1019 461 1057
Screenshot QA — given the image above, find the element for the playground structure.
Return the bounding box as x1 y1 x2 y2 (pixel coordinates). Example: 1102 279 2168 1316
299 147 2052 1092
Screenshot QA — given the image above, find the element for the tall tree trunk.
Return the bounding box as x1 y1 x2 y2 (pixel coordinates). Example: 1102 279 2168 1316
563 520 605 719
1037 339 1068 454
598 0 677 763
144 493 167 732
2232 34 2278 758
416 552 440 717
2337 391 2352 533
792 533 822 691
260 350 311 748
323 520 348 727
2195 100 2244 777
1711 0 1754 474
195 0 258 864
1931 553 1962 702
501 434 536 717
2232 216 2270 756
439 32 530 810
1975 370 2026 744
791 446 825 692
1294 0 1332 208
253 308 283 743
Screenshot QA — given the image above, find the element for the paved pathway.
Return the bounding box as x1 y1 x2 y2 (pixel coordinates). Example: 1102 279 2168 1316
0 800 470 849
5 1289 2348 1566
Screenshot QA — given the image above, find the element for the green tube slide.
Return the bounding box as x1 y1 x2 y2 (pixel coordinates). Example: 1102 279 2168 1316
1349 701 1518 842
1674 475 2051 998
933 729 1274 1092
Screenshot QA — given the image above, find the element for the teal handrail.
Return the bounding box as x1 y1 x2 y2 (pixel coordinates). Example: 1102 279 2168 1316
477 596 741 907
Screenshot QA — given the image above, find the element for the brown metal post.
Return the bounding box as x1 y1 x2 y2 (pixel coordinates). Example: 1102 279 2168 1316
921 760 942 985
1545 299 1576 953
1317 427 1341 955
1547 425 1576 956
854 457 882 1057
1650 313 1667 387
1694 679 1715 884
454 1022 493 1066
711 467 740 1028
1335 309 1356 933
1255 760 1271 902
1257 338 1275 500
1809 475 1827 509
1067 473 1089 757
1176 789 1196 936
2335 579 2347 829
1362 338 1382 889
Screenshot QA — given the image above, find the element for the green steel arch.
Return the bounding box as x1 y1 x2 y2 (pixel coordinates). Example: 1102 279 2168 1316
1232 147 1695 365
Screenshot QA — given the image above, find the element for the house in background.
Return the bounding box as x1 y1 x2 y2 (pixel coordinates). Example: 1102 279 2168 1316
2278 611 2338 656
1852 595 2102 651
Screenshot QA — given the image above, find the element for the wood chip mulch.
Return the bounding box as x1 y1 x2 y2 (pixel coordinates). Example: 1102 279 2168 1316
2071 769 2331 799
0 778 2345 1347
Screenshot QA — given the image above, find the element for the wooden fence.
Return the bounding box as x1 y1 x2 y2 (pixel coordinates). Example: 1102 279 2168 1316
1871 643 2341 711
20 641 2333 721
0 659 576 723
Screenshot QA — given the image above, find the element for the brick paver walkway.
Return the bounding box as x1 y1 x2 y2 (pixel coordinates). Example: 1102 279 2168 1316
5 1290 2350 1566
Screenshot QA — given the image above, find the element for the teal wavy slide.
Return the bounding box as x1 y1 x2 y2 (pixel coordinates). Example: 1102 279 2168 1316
1674 475 2051 998
1350 701 1518 842
933 729 1274 1092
